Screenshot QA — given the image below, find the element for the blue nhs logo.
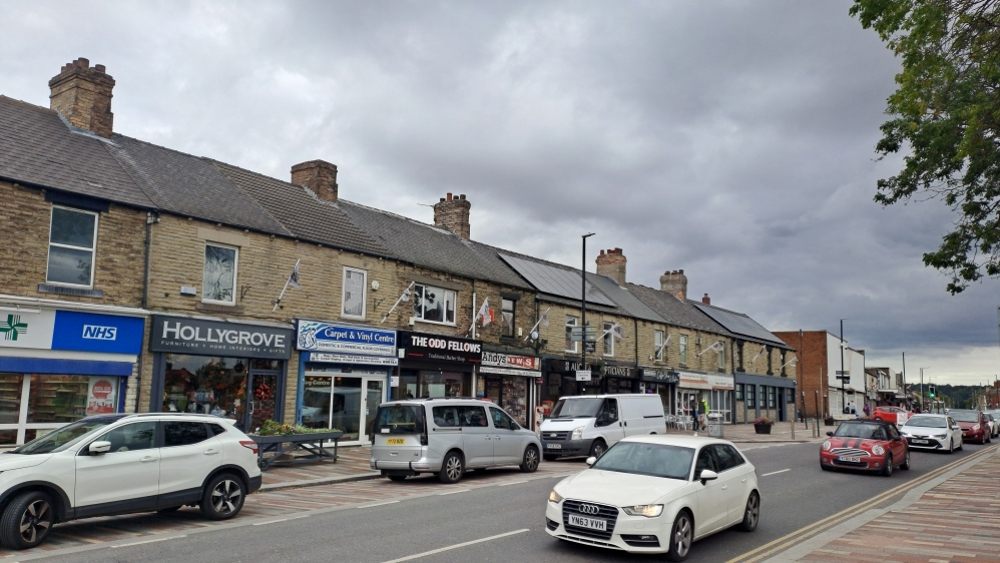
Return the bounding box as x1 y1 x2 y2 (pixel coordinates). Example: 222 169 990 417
82 325 117 340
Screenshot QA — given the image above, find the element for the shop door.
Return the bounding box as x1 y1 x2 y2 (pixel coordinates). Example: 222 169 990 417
246 365 281 433
363 379 384 445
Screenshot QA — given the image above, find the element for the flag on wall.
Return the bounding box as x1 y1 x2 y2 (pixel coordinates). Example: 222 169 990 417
287 260 302 290
477 298 491 326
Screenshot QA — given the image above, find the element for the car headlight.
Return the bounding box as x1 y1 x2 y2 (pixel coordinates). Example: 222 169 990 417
822 441 831 451
548 490 564 504
571 426 584 440
973 424 981 431
872 445 885 456
622 504 663 518
933 433 947 439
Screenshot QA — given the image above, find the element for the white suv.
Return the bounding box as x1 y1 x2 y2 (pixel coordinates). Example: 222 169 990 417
0 413 262 550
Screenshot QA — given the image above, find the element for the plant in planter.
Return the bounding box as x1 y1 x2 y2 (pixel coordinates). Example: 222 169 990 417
752 416 773 434
254 419 340 436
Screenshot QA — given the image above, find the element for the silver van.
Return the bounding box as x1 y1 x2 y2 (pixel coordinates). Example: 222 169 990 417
369 398 543 483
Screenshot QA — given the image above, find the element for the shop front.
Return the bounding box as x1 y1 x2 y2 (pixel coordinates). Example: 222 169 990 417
602 363 638 394
677 370 734 423
295 320 396 445
734 372 796 423
0 308 145 445
478 350 540 428
149 315 293 433
541 358 602 415
639 367 679 416
394 331 481 400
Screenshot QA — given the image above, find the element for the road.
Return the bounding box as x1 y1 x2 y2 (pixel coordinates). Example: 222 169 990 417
10 440 996 563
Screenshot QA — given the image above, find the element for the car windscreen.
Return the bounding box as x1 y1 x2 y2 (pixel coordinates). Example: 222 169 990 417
904 416 947 428
949 411 979 422
549 398 602 419
12 417 122 455
590 442 695 480
372 405 425 435
833 423 885 439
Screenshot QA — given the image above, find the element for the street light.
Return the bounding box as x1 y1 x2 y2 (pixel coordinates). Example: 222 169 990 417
919 368 928 412
580 233 596 392
839 319 846 415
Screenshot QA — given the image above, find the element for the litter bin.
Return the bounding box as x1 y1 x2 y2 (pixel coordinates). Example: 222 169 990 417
707 413 724 438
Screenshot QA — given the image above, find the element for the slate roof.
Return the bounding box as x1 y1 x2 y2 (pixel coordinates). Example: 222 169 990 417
587 274 663 323
0 96 155 208
627 283 732 336
691 302 790 349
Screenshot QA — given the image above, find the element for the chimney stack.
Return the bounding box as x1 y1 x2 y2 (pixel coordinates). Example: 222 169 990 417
659 269 688 301
433 193 471 240
595 248 627 286
49 58 115 138
292 160 339 203
702 293 711 305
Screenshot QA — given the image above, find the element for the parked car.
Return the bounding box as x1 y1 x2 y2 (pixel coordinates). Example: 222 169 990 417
984 412 1000 438
820 420 910 476
900 414 962 453
545 435 759 561
948 409 991 444
871 406 910 425
539 394 667 461
369 398 542 483
0 413 261 550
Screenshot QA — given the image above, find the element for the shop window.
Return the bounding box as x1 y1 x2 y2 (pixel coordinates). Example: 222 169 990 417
735 384 744 401
746 385 756 408
501 298 515 337
47 206 98 287
679 335 688 365
412 284 456 325
768 386 776 408
419 371 465 398
342 267 367 319
565 316 579 353
163 354 247 420
164 421 210 447
203 243 238 305
654 330 664 362
603 321 614 357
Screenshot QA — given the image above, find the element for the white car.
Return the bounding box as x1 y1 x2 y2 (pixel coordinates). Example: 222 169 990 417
0 413 262 550
545 435 759 561
900 413 963 452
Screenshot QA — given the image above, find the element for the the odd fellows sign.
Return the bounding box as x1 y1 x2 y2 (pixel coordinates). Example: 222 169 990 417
398 331 482 366
480 352 541 377
151 316 293 359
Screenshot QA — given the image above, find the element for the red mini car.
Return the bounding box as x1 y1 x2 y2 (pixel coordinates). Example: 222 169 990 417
820 420 910 476
949 409 991 444
871 406 909 425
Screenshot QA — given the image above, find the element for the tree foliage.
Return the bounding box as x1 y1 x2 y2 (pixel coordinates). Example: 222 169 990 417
851 0 1000 293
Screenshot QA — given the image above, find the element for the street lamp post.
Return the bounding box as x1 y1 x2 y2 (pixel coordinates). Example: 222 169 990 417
839 319 846 415
580 233 595 392
919 368 927 412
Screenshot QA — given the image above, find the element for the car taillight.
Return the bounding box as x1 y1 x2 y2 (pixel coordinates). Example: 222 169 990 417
240 440 259 455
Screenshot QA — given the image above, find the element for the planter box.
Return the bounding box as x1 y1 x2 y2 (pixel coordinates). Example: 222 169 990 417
753 423 772 435
250 431 344 470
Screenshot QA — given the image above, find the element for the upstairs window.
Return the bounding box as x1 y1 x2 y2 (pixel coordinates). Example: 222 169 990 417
501 298 515 337
654 330 664 362
603 321 615 357
679 335 688 365
47 206 98 287
718 344 726 371
203 243 238 305
565 316 578 353
413 284 456 324
342 267 367 319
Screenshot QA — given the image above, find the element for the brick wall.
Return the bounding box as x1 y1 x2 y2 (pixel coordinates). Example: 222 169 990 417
774 330 828 418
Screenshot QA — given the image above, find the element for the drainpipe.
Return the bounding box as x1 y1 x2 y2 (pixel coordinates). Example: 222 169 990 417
135 211 158 413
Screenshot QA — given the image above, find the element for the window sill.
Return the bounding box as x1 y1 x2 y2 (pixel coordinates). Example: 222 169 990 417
38 284 104 298
197 302 245 315
413 318 457 328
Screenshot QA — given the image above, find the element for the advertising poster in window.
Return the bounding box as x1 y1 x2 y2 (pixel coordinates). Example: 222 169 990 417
86 376 118 415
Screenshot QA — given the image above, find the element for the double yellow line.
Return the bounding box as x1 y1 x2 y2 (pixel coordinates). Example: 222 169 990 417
728 444 998 563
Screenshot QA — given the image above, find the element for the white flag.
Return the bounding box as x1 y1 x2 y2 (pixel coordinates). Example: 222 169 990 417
612 324 625 340
287 260 302 290
540 310 550 327
477 298 491 326
400 286 411 302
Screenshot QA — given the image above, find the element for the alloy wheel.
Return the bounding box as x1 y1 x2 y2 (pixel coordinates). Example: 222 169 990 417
211 479 243 515
445 456 463 481
521 447 539 472
18 499 52 545
672 513 692 559
741 492 760 531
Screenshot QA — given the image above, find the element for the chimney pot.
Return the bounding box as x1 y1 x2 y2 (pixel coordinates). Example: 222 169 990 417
433 192 472 240
49 58 115 138
291 160 339 203
702 293 711 305
595 247 627 286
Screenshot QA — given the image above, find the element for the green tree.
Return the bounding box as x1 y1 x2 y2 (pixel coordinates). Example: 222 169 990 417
851 0 1000 293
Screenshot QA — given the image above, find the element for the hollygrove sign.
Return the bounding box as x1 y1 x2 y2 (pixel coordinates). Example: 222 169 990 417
150 315 293 359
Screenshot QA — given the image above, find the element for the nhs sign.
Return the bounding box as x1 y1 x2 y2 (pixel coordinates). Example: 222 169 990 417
82 325 117 340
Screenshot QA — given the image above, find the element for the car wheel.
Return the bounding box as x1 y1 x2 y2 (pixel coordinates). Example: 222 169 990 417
439 451 464 484
543 454 559 462
200 473 246 520
738 491 760 532
0 491 55 550
882 453 893 477
156 506 183 513
948 437 955 454
900 448 910 470
387 475 407 482
958 439 964 451
820 461 832 471
666 510 693 562
589 440 607 459
520 445 540 473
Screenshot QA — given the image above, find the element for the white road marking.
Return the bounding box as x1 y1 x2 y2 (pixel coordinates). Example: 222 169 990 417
357 500 400 508
111 535 186 548
438 489 470 495
761 468 791 477
498 480 527 487
253 518 288 525
381 529 531 563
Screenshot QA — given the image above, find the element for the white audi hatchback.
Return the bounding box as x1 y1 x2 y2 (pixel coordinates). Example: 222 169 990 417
0 413 262 550
545 435 759 562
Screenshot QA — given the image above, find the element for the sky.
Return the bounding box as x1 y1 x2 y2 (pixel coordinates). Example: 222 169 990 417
1 1 997 386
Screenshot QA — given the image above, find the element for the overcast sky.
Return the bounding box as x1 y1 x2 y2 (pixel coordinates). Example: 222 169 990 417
2 1 996 385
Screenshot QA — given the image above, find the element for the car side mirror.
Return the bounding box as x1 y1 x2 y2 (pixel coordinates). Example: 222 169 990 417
826 431 834 437
89 441 111 455
892 436 902 442
586 456 597 467
699 469 718 484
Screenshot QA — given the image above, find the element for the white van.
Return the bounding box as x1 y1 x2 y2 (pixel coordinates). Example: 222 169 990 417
539 394 666 460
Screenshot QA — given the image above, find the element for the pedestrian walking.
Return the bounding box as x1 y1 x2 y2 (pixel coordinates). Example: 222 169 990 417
863 403 871 418
690 399 699 430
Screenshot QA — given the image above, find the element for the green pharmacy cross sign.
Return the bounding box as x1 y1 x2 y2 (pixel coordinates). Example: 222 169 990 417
0 314 27 341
